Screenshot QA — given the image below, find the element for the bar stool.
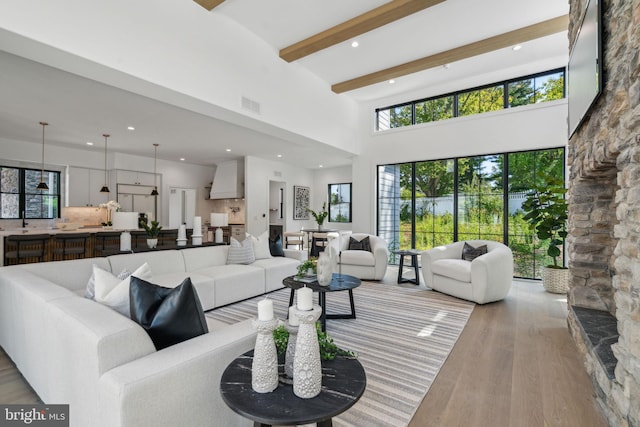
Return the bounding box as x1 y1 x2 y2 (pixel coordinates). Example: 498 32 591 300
4 234 50 265
52 233 91 261
94 231 122 257
284 231 304 250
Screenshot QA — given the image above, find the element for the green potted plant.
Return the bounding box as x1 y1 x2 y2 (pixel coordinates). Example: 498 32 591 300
140 219 162 249
297 258 317 277
521 173 568 293
307 202 328 229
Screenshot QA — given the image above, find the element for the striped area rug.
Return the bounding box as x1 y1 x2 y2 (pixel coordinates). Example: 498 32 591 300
206 281 474 427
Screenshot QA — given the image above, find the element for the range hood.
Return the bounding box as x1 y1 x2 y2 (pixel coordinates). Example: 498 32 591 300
210 160 244 199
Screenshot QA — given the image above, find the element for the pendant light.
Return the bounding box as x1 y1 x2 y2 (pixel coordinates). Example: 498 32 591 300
150 143 159 196
100 134 110 193
36 121 49 191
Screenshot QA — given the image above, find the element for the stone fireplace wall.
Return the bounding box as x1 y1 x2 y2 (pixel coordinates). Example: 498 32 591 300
566 0 640 425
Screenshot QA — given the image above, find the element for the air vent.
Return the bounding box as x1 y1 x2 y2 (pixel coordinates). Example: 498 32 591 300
241 96 261 114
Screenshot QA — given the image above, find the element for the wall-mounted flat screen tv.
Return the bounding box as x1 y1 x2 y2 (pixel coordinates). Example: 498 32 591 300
567 0 603 138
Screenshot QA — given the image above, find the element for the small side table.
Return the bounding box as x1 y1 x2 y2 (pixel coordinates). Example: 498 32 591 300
220 351 366 427
394 249 422 285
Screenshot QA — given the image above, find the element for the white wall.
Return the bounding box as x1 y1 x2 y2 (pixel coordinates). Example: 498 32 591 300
0 0 361 155
312 165 353 233
245 156 316 236
351 100 569 233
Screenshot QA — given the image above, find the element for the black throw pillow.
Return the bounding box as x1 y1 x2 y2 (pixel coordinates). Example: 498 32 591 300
129 276 208 350
461 242 488 262
348 236 372 252
269 234 285 257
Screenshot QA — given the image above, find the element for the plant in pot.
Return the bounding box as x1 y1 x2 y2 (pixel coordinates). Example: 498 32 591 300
140 219 162 249
297 258 317 277
307 202 328 229
521 173 568 293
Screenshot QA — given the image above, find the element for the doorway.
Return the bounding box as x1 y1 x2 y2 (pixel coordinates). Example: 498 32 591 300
169 187 196 228
269 181 285 240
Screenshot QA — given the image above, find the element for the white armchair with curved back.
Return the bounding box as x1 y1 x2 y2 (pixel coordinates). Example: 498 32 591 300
421 240 513 304
327 233 389 280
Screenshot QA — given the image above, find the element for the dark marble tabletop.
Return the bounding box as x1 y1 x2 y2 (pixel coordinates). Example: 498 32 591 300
220 351 366 426
282 273 361 293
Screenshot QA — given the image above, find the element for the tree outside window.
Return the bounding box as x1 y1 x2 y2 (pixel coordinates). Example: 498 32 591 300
328 183 351 223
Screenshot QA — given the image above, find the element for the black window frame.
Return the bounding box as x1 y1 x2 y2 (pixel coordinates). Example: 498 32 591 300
0 166 61 219
328 183 352 223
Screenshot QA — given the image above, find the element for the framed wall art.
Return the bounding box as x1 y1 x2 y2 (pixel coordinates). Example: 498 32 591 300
293 185 310 220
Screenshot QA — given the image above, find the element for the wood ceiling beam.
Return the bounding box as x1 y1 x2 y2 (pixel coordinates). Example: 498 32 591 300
280 0 446 63
332 14 569 94
193 0 225 11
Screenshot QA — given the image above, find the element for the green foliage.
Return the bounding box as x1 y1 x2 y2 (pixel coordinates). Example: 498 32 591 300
521 174 568 268
140 219 162 237
297 258 317 276
272 324 357 361
307 202 328 226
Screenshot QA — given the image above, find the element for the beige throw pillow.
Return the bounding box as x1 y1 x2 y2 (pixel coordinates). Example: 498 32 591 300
94 262 152 318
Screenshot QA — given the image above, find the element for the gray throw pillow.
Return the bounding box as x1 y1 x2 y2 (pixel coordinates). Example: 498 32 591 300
348 236 372 252
461 242 488 262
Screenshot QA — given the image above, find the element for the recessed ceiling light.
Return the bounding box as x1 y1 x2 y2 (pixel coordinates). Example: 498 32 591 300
127 126 135 131
351 41 359 48
319 165 324 168
389 79 395 84
513 45 522 51
225 148 231 152
277 154 282 158
86 141 94 146
180 158 185 161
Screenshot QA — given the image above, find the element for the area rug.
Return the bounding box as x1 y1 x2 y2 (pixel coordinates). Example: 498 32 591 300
206 281 474 427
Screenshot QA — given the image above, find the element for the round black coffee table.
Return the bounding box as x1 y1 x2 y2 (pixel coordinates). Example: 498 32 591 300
282 273 361 332
220 351 366 427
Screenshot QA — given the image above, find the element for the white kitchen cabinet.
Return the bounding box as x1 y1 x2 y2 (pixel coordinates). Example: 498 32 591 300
115 170 158 186
67 167 110 206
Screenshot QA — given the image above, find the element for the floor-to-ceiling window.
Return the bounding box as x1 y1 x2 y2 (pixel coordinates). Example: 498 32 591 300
377 147 565 279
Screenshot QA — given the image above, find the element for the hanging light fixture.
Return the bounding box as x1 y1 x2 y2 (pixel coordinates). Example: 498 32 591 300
36 121 49 191
100 134 111 193
150 143 159 196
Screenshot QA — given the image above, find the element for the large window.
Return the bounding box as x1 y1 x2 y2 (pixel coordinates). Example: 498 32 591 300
0 166 60 219
376 68 565 131
377 148 565 279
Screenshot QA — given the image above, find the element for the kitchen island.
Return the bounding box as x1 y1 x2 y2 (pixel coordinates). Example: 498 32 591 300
0 227 215 266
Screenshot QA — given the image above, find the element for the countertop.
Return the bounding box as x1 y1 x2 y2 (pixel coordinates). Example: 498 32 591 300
0 227 108 237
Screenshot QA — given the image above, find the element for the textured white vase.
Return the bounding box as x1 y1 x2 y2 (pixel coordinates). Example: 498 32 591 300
317 252 333 286
293 305 322 398
251 318 279 393
284 321 299 379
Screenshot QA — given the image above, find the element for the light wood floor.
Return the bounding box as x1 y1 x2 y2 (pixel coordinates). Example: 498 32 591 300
0 273 608 426
405 277 608 427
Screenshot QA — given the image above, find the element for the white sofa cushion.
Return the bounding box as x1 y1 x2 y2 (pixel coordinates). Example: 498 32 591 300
251 257 299 292
340 250 375 267
94 263 152 317
431 259 472 283
18 257 111 292
195 264 264 307
181 246 228 271
150 271 216 311
108 251 186 277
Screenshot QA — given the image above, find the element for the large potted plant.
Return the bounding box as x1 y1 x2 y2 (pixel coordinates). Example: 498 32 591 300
521 174 568 293
140 219 162 249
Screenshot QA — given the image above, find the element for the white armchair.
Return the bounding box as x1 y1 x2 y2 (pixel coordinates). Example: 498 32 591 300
328 233 389 280
421 240 513 304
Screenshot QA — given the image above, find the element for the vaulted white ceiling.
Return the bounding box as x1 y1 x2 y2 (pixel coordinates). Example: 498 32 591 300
0 0 569 168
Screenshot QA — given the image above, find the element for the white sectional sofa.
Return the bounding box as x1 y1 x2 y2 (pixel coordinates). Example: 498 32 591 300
0 245 305 427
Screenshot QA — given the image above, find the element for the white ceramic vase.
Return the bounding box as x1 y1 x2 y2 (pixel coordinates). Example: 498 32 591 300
317 252 333 286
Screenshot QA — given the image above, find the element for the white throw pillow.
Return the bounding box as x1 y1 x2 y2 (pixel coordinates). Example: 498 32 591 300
251 231 273 260
94 263 152 317
85 265 131 300
226 237 255 265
